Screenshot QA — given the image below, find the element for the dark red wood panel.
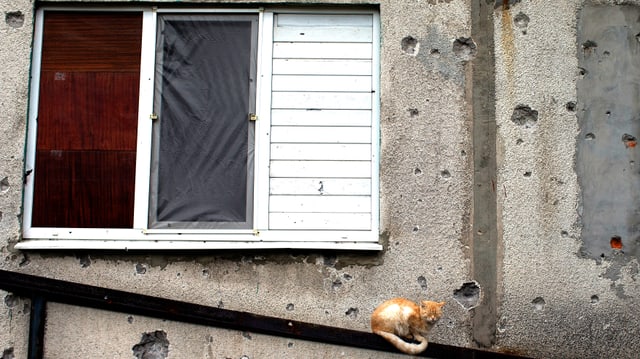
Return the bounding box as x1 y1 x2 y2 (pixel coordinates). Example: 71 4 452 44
37 71 140 151
41 12 142 72
32 12 142 229
32 150 136 228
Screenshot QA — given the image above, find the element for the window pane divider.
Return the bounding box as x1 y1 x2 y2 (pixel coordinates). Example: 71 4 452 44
254 10 274 232
132 8 157 229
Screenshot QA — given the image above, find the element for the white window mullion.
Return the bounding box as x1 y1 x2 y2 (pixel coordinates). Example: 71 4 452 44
254 10 274 233
21 8 45 236
371 10 381 237
132 9 157 230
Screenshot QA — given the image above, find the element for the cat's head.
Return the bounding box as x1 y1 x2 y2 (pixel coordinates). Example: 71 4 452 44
420 300 445 324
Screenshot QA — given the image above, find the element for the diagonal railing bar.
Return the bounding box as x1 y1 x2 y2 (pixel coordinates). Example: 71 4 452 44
0 270 526 358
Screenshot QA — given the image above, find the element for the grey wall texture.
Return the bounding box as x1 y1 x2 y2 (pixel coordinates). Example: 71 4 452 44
0 0 639 358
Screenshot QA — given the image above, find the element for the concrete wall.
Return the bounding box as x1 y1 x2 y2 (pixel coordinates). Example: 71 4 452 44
0 0 639 358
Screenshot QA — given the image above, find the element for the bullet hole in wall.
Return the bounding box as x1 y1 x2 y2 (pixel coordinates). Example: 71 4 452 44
286 303 295 311
513 12 530 34
242 332 252 340
4 294 18 308
132 331 169 359
453 281 481 310
414 168 423 176
19 253 30 267
332 279 343 290
1 347 14 359
516 139 524 145
413 225 420 232
127 316 134 324
441 170 451 178
452 37 477 61
566 101 577 112
401 36 419 55
5 11 23 28
511 105 538 128
582 40 598 53
345 307 359 318
561 230 569 238
532 297 545 311
585 133 596 140
408 108 419 117
622 134 637 148
578 67 588 76
590 295 599 304
0 177 9 193
430 48 441 57
523 171 532 177
77 254 91 268
135 263 147 274
324 254 337 267
417 276 428 291
610 235 623 250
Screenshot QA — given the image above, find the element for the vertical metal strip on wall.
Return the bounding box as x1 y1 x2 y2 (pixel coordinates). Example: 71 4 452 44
471 0 499 347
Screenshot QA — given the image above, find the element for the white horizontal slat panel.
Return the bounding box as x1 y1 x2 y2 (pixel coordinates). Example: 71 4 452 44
273 59 372 75
270 160 371 178
270 178 371 195
272 75 371 92
274 26 372 43
271 143 371 160
271 109 372 126
270 195 371 213
273 43 372 59
266 12 377 233
272 92 371 110
271 127 371 144
269 212 371 230
276 14 373 27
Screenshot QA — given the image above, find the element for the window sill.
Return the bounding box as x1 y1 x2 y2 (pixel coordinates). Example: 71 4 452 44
14 239 382 251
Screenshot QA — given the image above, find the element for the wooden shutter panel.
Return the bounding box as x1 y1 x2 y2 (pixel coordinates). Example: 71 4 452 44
268 13 375 230
32 12 142 228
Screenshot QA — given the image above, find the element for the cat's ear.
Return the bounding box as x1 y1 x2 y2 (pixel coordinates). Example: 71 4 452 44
438 301 446 307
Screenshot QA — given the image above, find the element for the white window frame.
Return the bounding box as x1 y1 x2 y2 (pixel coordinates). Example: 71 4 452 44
18 6 381 251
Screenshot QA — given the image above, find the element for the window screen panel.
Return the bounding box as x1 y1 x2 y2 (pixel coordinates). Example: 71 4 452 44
150 14 258 229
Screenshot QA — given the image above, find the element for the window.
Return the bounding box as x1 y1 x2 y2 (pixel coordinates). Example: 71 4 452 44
18 7 381 250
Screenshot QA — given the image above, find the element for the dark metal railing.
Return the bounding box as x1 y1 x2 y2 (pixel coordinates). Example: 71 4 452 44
0 269 527 359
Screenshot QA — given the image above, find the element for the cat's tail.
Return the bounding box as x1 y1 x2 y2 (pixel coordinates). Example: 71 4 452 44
373 330 428 355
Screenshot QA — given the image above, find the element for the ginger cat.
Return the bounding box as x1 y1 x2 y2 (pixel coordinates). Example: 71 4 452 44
370 298 445 355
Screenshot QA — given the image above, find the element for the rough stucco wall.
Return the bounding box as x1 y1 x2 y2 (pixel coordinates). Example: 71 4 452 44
0 0 475 358
0 0 640 358
1 0 34 357
45 303 413 358
9 1 640 358
496 1 640 357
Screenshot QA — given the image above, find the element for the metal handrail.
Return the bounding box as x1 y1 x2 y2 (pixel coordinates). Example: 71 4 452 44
0 269 527 358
